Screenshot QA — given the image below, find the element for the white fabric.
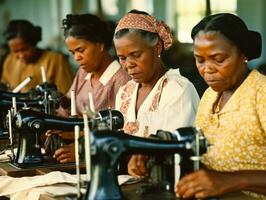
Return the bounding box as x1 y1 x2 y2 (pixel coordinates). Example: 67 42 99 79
116 68 200 137
0 171 139 200
0 171 77 200
0 150 13 162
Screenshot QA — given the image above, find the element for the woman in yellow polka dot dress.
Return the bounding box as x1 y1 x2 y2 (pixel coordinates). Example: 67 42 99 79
175 13 266 199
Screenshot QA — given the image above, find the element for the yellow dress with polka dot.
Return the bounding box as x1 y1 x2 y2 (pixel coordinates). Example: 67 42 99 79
195 70 266 199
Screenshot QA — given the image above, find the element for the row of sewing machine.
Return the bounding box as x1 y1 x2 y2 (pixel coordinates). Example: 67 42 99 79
0 78 208 200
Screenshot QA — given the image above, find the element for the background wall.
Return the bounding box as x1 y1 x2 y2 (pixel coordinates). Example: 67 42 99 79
0 0 265 67
237 0 266 67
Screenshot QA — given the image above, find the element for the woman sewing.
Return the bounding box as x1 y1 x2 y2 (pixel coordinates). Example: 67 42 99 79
175 13 266 199
113 10 200 176
48 13 131 163
1 20 73 94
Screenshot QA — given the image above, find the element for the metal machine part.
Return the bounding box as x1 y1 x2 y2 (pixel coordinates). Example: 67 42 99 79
144 127 207 194
84 127 208 200
0 83 61 138
12 109 124 167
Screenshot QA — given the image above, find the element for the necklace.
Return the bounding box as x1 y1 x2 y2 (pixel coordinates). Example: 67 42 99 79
214 94 223 114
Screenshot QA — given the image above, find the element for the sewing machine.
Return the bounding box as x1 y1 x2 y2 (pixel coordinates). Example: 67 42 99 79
11 109 124 168
0 97 58 138
0 83 61 138
0 90 29 99
0 90 30 138
0 82 59 100
83 127 207 200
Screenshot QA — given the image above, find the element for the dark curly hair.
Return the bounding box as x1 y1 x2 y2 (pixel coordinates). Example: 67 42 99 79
62 14 113 50
191 13 261 61
3 20 42 46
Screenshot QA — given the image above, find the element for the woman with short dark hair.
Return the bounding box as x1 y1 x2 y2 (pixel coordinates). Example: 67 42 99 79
51 13 131 163
176 13 266 199
1 20 73 93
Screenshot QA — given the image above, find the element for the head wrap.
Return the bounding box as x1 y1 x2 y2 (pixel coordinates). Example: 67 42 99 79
115 13 174 50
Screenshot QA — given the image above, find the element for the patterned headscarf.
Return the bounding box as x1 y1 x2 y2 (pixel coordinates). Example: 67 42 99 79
115 13 174 50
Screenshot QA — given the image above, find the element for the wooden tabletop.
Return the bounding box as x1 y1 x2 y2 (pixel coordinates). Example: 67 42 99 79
0 162 258 200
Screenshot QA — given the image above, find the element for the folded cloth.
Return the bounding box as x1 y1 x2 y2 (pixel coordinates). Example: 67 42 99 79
0 149 16 162
0 153 10 162
0 171 140 200
9 183 78 200
0 171 80 200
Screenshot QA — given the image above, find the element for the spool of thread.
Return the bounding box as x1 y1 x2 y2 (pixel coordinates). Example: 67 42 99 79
41 66 47 83
82 112 91 181
8 110 13 145
12 77 32 93
88 92 95 113
12 97 17 114
74 125 81 198
71 90 77 116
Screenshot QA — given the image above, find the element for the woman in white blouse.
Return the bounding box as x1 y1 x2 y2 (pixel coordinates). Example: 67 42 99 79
113 9 200 176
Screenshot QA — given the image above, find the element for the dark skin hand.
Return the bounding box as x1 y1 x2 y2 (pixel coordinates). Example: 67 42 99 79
128 154 149 177
53 143 75 163
176 169 266 199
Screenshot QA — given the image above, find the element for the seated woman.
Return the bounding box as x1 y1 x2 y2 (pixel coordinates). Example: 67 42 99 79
49 13 131 163
175 13 266 199
113 10 199 176
1 20 73 94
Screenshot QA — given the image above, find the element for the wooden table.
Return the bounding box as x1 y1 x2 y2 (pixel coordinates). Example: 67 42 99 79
0 163 259 200
39 185 256 200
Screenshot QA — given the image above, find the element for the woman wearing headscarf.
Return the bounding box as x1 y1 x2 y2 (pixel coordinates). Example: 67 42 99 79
175 13 266 199
113 10 199 176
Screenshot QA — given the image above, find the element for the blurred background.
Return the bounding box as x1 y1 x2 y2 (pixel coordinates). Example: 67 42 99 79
0 0 265 96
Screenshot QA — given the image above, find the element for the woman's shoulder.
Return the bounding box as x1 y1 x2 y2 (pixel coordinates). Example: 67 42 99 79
3 53 13 64
118 79 136 92
251 69 266 86
250 70 266 98
74 68 88 80
165 68 198 94
166 68 192 84
240 70 266 97
111 61 131 83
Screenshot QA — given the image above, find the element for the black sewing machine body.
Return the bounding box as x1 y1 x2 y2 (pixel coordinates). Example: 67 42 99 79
0 82 59 101
85 127 207 200
0 83 60 138
0 90 29 99
12 109 124 167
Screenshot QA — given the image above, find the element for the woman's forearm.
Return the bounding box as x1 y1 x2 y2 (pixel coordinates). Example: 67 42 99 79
236 170 266 194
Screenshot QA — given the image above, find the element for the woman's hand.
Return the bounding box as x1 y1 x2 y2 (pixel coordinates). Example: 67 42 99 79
53 143 75 163
55 106 70 118
175 169 245 199
128 154 149 177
